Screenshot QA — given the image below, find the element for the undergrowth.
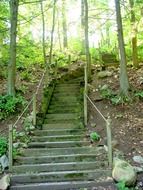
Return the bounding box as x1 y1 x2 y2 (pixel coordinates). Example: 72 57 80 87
0 137 7 156
0 94 26 120
99 86 131 105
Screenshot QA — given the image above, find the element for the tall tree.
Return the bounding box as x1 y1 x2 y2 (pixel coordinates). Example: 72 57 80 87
114 0 129 96
84 0 91 125
81 0 85 53
7 0 19 96
129 0 138 68
62 0 68 48
49 0 56 67
40 0 46 65
84 0 91 79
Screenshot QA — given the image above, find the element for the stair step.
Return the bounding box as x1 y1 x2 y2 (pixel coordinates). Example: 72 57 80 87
10 180 116 190
47 108 81 114
42 123 84 130
34 129 86 136
31 135 85 142
15 153 107 165
56 84 80 87
48 104 82 111
10 181 117 190
22 147 105 156
45 113 79 120
44 119 81 124
51 96 79 101
53 92 80 97
12 161 108 173
49 102 81 107
50 100 79 105
28 141 89 148
11 169 111 184
54 88 79 93
54 86 79 90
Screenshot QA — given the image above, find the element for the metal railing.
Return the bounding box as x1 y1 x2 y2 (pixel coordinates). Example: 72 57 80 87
85 93 113 168
9 70 46 171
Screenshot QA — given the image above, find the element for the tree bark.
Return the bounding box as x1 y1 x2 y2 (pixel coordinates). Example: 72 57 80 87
129 0 138 68
49 0 56 67
115 0 129 96
40 0 47 66
62 0 68 48
81 0 85 53
84 0 91 79
7 0 19 96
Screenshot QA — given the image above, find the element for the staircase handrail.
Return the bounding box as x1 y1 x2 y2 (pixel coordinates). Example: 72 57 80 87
85 93 113 168
9 69 47 171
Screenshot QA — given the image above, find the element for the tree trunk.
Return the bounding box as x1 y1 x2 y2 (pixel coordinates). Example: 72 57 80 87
114 0 129 96
49 0 56 67
84 0 91 125
7 0 19 96
40 0 46 66
84 0 91 79
57 15 62 51
62 0 68 49
129 0 138 68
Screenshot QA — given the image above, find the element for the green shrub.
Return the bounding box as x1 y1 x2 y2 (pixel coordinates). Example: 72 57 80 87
0 94 26 120
100 88 113 99
116 181 129 190
90 132 100 142
135 91 143 99
100 87 130 105
0 137 7 156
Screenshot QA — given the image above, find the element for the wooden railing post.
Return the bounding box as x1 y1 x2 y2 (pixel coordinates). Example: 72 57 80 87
33 94 36 126
106 118 113 168
9 125 13 172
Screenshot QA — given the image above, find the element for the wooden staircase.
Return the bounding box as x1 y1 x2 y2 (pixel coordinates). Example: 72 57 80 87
10 79 116 189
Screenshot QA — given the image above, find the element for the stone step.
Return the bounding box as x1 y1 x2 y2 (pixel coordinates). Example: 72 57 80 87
55 86 79 90
12 161 108 174
51 96 79 101
48 104 82 112
11 173 115 190
56 84 80 87
34 129 86 136
28 141 89 148
44 118 81 124
47 107 81 114
22 147 105 157
53 92 80 97
10 180 116 190
45 113 79 120
50 99 79 104
54 89 79 94
11 169 111 184
49 102 81 107
42 123 84 130
15 153 107 165
31 134 85 142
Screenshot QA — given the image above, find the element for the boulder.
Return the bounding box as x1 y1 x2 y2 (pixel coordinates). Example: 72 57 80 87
133 155 143 164
97 71 112 78
0 155 9 171
133 166 143 173
112 158 137 186
0 175 10 190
